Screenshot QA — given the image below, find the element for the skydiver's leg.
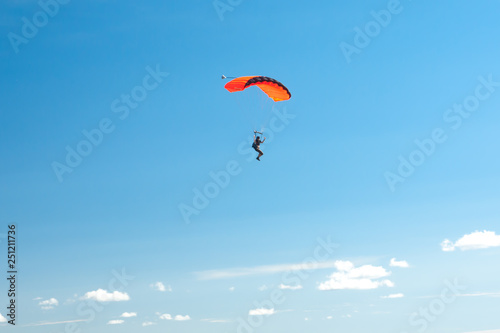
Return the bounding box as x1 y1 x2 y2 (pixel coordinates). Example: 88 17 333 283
256 148 263 161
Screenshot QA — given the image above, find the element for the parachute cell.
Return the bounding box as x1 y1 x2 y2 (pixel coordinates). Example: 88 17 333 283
224 76 291 102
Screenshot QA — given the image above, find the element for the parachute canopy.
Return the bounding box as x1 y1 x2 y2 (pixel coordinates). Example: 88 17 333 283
224 76 291 102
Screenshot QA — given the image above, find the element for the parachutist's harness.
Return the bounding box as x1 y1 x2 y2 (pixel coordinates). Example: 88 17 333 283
252 131 263 150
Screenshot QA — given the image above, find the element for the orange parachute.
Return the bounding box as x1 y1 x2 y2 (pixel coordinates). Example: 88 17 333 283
224 76 291 102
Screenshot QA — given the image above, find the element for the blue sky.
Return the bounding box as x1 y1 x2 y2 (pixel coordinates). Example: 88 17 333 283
1 0 500 332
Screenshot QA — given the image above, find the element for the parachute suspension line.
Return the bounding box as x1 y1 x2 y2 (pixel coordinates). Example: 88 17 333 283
234 92 256 131
259 88 266 130
257 95 272 135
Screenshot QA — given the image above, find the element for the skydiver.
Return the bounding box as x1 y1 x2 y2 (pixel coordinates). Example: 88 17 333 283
252 132 266 161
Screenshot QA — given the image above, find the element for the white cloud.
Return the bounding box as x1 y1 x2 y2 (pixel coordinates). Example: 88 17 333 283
382 293 404 299
39 298 58 305
82 289 130 302
150 282 171 292
32 297 42 301
442 230 500 251
120 312 137 318
441 239 455 252
229 287 235 292
390 258 409 268
249 308 275 316
318 260 394 290
152 282 165 292
196 260 338 280
158 313 190 321
159 313 172 320
107 320 124 325
326 315 333 320
142 321 155 326
279 284 303 290
0 313 7 323
38 298 59 310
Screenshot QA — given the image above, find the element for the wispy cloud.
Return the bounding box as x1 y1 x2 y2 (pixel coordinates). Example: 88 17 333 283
442 230 500 251
318 260 393 290
142 321 155 326
63 294 78 305
23 319 88 327
249 308 276 316
120 312 137 318
0 314 7 323
459 292 500 298
381 293 404 299
196 260 338 280
107 320 124 325
279 284 303 290
390 258 409 268
419 292 500 299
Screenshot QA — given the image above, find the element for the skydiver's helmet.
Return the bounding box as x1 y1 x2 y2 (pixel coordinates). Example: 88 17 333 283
256 136 260 140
